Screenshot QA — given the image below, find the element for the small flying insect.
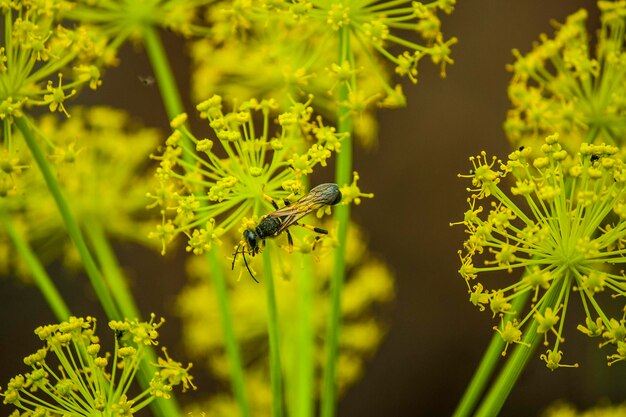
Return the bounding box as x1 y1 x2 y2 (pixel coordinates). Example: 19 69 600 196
138 75 156 86
232 183 342 282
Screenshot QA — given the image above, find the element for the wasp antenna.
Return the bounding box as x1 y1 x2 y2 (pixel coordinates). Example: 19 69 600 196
241 251 259 283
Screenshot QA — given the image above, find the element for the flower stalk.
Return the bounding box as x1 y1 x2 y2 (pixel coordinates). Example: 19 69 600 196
452 290 530 417
207 246 253 417
294 254 315 417
263 245 284 417
322 25 354 417
474 280 563 417
0 209 71 320
15 116 120 320
141 22 253 417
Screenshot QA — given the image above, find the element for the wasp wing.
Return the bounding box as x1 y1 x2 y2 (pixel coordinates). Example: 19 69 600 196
266 183 341 234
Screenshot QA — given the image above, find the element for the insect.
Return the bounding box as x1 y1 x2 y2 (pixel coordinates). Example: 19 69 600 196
232 183 342 282
138 75 155 86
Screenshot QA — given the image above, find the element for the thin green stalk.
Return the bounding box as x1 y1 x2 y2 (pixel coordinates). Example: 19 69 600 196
0 209 71 320
142 23 252 416
474 281 564 417
15 116 121 320
262 245 284 417
452 290 531 417
83 219 183 417
83 218 139 318
141 25 186 128
321 25 354 417
206 247 252 417
295 254 315 417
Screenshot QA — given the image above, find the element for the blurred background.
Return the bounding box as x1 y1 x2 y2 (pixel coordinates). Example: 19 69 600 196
3 0 624 416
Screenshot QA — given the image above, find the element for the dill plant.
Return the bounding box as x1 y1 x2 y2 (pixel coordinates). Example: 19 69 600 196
454 2 626 416
1 0 455 416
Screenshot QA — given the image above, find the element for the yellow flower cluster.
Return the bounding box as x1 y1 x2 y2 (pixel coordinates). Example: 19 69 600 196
455 134 626 368
0 107 161 278
190 0 457 147
0 1 107 121
505 2 626 155
0 315 194 416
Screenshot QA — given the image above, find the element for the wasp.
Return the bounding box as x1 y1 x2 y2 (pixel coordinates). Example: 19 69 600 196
232 183 342 281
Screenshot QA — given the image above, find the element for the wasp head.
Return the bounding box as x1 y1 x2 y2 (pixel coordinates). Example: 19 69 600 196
243 229 260 254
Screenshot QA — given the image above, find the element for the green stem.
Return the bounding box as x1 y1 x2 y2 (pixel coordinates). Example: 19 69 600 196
295 254 314 417
0 209 71 320
207 248 252 417
83 218 139 318
262 245 284 417
142 25 186 124
321 25 354 417
452 290 531 417
15 116 121 320
474 281 563 417
142 23 251 416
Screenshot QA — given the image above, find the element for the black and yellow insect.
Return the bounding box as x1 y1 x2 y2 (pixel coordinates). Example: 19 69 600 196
232 183 342 281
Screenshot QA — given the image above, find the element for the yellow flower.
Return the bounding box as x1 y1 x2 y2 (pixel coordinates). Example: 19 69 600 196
542 401 626 417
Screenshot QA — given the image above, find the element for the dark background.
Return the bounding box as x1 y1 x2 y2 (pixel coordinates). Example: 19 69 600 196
2 1 624 416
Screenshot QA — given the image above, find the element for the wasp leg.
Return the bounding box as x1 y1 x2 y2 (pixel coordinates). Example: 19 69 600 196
232 242 243 270
281 189 302 206
295 222 329 251
263 193 295 210
263 190 303 209
285 228 294 253
311 235 323 252
296 222 329 235
263 194 280 210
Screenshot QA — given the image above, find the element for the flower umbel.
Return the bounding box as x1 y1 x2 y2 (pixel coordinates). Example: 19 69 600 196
505 2 626 152
0 2 106 122
194 0 457 146
191 10 385 147
304 0 457 83
0 315 194 415
64 0 216 43
455 134 626 368
148 96 346 256
0 107 163 279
